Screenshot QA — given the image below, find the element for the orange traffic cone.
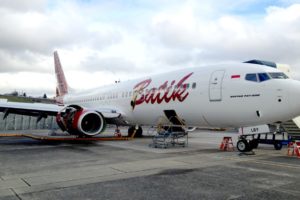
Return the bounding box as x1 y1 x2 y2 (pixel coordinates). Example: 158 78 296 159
287 141 300 158
114 128 122 138
220 137 234 151
295 142 300 158
287 142 295 156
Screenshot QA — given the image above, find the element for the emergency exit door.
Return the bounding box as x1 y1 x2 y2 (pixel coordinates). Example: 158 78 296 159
209 70 225 101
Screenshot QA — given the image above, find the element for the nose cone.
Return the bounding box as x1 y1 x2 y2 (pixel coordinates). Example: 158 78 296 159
285 80 300 118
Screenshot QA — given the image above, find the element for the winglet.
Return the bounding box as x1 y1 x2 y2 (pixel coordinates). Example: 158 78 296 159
54 51 68 97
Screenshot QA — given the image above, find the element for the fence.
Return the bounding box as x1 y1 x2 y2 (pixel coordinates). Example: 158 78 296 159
0 113 58 131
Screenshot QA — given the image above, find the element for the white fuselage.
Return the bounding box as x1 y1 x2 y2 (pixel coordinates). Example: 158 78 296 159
62 63 300 128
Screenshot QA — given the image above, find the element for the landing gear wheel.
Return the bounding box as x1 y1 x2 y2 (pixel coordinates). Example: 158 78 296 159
135 126 143 137
237 140 250 152
274 141 283 150
128 126 143 137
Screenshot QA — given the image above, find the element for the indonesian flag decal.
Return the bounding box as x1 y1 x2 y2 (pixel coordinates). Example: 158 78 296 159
231 75 240 79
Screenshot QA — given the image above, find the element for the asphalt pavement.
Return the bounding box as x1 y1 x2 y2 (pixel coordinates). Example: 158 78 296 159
0 129 299 200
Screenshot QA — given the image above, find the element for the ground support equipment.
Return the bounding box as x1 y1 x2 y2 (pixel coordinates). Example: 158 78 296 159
151 130 188 148
237 132 290 152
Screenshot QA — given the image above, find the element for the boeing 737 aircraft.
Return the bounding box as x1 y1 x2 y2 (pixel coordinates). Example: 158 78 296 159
0 52 299 152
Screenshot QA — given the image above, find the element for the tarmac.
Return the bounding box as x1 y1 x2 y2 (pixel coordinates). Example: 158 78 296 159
0 128 299 200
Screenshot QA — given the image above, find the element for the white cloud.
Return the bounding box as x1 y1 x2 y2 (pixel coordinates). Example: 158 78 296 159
149 2 300 68
0 0 47 12
0 72 55 96
1 1 300 96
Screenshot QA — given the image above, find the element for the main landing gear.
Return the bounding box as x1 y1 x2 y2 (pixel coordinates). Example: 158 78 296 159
128 126 143 137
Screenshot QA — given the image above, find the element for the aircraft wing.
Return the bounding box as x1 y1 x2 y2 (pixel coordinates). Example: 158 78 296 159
0 101 126 136
0 101 122 119
0 101 62 118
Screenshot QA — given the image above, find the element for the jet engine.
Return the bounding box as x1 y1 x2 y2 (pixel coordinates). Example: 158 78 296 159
56 105 106 136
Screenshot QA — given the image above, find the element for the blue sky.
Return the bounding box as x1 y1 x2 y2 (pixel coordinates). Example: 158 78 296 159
0 0 300 96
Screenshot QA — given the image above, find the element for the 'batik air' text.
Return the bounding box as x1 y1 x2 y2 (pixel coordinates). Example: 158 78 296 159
131 72 193 110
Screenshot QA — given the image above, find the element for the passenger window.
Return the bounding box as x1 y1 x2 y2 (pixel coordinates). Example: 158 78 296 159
245 74 258 82
258 73 270 82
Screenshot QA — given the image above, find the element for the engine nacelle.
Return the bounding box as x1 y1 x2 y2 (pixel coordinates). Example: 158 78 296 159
56 105 106 136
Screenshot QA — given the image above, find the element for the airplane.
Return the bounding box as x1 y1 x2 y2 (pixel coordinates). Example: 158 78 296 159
0 51 300 153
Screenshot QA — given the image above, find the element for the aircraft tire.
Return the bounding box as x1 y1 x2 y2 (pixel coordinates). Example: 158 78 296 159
135 126 143 137
128 126 143 137
237 140 250 152
128 126 135 137
274 141 283 150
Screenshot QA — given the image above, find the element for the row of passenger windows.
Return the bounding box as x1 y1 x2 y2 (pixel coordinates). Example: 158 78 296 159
245 72 288 82
124 82 197 98
67 82 197 104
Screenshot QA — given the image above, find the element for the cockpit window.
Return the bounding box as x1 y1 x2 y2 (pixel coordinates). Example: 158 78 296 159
245 73 257 82
258 73 270 82
268 72 289 79
246 72 288 82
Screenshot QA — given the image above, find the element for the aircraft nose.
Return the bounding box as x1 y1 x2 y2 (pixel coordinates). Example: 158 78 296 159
287 80 300 117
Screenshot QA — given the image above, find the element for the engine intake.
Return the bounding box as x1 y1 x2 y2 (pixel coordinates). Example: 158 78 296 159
56 105 106 136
